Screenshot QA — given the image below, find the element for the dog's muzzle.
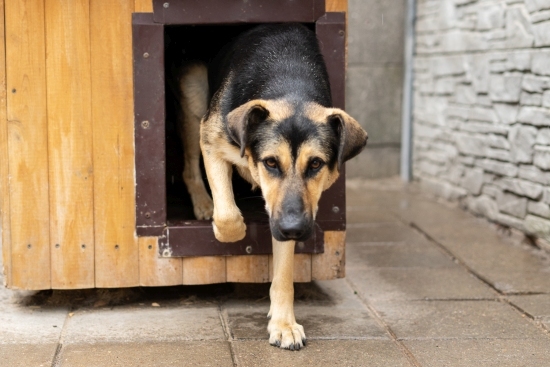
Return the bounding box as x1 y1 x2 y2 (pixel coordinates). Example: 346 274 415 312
270 196 313 242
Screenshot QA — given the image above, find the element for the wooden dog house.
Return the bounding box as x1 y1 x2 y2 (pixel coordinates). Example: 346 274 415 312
0 0 348 290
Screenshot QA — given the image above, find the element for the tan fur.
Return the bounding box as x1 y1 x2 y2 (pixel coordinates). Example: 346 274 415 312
267 238 306 349
177 63 214 220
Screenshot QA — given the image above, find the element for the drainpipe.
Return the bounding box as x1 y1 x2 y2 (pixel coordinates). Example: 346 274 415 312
400 0 416 182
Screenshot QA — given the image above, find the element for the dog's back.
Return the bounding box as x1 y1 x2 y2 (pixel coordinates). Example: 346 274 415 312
209 24 332 115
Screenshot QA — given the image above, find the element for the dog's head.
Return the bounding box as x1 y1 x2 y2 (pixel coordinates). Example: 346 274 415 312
227 99 367 242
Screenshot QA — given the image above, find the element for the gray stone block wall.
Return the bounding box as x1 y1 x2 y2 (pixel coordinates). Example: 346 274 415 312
346 0 406 178
413 0 550 247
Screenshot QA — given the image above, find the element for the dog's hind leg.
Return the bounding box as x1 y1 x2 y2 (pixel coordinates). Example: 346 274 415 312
178 63 214 220
267 237 306 350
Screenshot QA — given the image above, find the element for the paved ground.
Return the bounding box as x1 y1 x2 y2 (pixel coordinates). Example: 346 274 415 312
1 178 550 366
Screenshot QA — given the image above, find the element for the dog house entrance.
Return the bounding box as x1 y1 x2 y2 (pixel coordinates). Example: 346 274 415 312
132 1 346 257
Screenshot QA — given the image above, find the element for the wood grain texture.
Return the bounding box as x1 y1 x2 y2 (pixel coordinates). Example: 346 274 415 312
269 254 312 283
90 0 138 287
139 237 183 286
326 0 347 12
134 0 152 12
226 255 269 283
0 0 10 287
183 256 226 285
45 0 95 289
312 231 345 280
5 0 51 289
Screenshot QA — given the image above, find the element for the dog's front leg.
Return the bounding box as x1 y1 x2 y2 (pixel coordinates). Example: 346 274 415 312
201 142 246 242
268 237 306 350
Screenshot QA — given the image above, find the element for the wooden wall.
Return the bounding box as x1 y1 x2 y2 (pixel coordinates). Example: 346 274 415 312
0 0 347 290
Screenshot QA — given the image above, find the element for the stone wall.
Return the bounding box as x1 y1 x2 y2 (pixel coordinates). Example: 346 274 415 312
413 0 550 248
346 0 406 178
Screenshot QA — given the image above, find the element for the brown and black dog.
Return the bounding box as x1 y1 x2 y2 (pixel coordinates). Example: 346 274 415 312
176 23 367 350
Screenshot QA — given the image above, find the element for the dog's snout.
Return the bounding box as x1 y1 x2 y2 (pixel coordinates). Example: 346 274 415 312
278 215 308 240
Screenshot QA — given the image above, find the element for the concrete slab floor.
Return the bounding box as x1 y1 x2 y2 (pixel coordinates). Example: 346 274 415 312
1 177 549 366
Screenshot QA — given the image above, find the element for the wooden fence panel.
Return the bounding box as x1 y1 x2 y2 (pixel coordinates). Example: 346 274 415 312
5 0 51 289
90 0 138 287
0 0 10 287
226 255 269 283
312 231 345 280
139 237 183 286
134 0 152 12
45 0 95 289
182 257 226 285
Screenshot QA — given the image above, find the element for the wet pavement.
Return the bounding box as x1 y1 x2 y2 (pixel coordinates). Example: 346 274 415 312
1 177 550 366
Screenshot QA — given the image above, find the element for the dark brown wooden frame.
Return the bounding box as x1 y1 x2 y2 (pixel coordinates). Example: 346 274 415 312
132 1 346 257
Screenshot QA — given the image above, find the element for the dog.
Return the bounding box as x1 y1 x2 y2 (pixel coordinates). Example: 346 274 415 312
176 23 368 350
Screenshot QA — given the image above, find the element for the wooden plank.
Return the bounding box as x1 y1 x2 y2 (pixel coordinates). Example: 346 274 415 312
0 0 11 287
5 0 51 290
226 255 269 283
45 0 94 289
134 0 152 12
182 257 226 285
269 254 312 283
326 0 347 12
139 237 183 286
312 231 345 280
90 0 139 287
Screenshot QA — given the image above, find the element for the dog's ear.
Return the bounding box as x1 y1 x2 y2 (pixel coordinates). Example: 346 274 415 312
227 100 270 157
327 109 368 171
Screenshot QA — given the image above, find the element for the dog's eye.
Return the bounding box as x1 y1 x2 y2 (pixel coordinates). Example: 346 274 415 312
264 158 278 169
309 158 323 170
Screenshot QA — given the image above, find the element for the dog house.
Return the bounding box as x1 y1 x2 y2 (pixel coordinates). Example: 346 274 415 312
0 0 348 290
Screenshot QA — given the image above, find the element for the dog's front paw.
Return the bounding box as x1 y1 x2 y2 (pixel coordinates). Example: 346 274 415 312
213 215 247 242
268 319 306 350
192 193 214 220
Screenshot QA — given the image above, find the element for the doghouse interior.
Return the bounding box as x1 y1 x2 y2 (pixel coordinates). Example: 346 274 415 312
164 24 315 222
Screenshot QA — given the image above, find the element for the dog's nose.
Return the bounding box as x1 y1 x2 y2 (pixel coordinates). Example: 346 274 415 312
278 216 307 240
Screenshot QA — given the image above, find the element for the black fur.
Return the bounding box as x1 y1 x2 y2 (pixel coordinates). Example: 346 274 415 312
206 24 335 164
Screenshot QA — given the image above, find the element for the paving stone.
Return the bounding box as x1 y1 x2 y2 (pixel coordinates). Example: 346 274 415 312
232 340 411 367
346 222 427 243
346 242 457 269
0 344 58 367
393 197 550 293
63 306 225 343
58 342 234 367
404 339 550 367
224 279 388 341
0 303 67 344
347 267 494 301
508 294 550 320
345 208 399 224
371 300 544 339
